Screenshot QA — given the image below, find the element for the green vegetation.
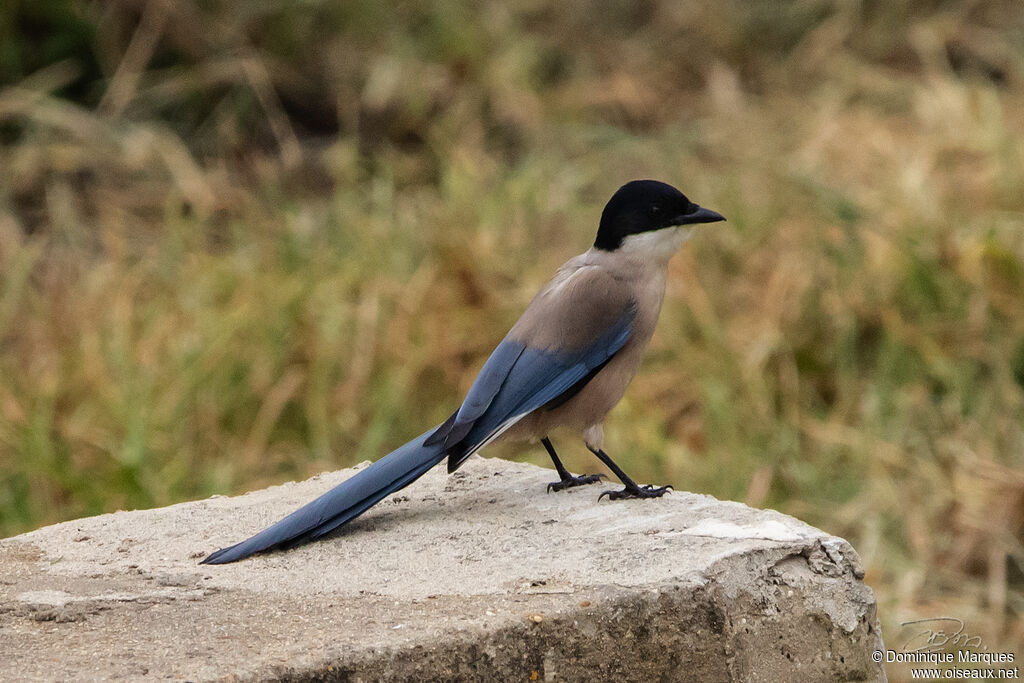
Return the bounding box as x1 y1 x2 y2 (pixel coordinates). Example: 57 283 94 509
1 0 1021 673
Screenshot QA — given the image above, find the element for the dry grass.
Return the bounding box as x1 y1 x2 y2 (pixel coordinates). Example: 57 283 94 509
1 1 1022 676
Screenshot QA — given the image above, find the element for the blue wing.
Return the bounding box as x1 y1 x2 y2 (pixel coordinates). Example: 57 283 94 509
428 304 636 472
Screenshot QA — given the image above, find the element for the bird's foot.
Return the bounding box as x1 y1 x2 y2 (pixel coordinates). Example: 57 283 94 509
547 473 606 493
599 483 673 501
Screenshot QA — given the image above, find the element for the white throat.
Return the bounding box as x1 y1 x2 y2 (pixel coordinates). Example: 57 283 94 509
617 226 693 260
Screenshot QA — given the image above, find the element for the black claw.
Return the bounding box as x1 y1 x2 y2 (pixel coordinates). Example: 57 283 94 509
598 484 673 501
547 473 606 493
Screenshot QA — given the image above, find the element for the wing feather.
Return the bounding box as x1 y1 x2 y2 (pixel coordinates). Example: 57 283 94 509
429 264 636 471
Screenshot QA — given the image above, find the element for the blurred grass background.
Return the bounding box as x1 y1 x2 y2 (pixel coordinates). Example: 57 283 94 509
0 0 1022 674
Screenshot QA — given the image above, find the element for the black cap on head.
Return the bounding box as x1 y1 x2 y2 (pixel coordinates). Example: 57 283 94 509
593 180 725 251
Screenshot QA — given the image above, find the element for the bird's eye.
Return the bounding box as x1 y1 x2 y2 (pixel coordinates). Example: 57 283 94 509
650 205 661 215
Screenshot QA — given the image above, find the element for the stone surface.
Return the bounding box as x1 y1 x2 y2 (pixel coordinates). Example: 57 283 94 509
0 456 885 682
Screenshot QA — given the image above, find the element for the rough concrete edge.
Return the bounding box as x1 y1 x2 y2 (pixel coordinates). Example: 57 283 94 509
237 537 885 683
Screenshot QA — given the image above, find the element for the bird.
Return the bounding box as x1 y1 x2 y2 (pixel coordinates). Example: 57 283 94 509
201 179 725 564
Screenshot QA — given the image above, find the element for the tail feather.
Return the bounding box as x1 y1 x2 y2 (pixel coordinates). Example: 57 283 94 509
200 430 445 564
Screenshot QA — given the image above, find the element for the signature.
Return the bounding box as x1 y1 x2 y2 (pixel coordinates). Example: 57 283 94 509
900 618 986 652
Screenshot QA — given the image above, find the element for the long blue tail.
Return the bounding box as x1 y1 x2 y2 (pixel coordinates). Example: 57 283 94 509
200 429 445 564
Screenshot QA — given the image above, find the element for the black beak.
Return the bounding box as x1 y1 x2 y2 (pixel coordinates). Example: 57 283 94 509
674 205 726 226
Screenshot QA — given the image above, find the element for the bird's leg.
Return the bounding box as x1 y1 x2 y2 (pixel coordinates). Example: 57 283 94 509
542 437 605 492
586 446 672 500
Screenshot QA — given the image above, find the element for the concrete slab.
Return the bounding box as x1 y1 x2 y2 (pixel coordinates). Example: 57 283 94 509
0 456 885 681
